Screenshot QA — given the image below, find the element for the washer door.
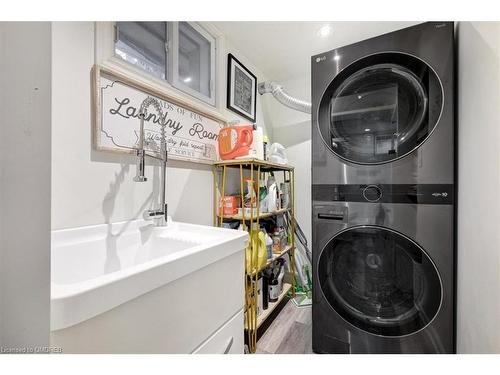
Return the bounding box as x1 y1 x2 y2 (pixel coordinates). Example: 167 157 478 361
318 226 442 337
318 53 443 164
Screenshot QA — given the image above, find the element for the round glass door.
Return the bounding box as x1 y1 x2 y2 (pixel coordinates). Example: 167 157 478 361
318 53 443 164
318 226 442 337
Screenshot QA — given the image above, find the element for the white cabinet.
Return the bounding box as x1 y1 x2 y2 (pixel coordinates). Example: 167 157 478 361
192 310 244 354
51 250 245 353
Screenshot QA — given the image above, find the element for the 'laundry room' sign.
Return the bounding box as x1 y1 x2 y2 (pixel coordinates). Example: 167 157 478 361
93 65 225 164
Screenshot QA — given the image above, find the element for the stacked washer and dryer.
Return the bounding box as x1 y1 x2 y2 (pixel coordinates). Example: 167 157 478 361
311 22 455 353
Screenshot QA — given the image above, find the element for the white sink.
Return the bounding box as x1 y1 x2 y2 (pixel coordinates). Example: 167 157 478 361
51 218 248 333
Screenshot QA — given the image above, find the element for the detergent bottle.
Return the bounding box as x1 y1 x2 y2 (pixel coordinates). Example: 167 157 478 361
218 124 253 160
245 223 268 273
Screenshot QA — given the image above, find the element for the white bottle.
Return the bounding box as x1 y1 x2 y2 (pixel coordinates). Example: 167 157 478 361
277 265 285 293
265 232 273 259
267 182 278 212
268 273 280 302
250 126 264 160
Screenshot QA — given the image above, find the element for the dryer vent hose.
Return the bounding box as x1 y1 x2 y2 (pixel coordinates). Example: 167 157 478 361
258 81 311 114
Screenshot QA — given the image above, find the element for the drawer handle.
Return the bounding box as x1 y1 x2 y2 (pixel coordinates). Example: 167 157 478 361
222 336 234 354
318 213 343 221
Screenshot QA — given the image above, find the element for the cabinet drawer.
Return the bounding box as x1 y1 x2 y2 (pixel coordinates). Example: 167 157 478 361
192 309 244 354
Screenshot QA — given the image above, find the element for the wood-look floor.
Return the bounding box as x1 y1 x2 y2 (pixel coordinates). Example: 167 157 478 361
256 300 313 354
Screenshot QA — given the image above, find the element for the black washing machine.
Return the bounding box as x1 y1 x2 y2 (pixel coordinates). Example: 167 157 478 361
312 21 454 185
311 22 455 353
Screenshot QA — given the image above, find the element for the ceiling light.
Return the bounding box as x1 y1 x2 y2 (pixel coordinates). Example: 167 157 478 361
364 128 371 132
317 25 332 38
183 77 192 83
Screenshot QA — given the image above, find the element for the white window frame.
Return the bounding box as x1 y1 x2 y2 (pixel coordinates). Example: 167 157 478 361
108 21 216 107
95 22 225 122
168 22 216 106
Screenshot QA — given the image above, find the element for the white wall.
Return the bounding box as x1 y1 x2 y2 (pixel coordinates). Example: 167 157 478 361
456 21 500 354
51 22 271 230
0 22 51 349
265 76 312 247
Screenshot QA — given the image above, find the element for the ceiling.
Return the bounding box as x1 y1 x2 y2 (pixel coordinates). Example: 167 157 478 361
213 21 421 82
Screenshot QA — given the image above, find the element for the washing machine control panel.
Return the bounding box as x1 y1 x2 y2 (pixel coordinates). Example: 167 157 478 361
362 185 382 202
313 184 454 205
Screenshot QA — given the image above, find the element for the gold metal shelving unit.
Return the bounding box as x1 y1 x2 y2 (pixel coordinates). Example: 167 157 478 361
213 158 296 354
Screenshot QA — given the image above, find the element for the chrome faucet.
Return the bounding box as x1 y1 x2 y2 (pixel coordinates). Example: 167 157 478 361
134 96 168 226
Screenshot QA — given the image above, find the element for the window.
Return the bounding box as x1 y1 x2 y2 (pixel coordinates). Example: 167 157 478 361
115 21 216 106
115 22 167 80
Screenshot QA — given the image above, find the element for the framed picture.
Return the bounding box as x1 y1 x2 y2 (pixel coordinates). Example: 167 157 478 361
227 53 257 122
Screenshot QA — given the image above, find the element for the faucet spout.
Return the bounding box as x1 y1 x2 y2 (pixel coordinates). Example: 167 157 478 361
133 96 169 226
133 149 147 182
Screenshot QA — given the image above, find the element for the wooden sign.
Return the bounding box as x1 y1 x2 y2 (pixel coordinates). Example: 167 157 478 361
93 65 225 164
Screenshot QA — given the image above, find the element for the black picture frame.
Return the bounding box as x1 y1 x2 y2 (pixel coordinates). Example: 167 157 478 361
226 53 257 123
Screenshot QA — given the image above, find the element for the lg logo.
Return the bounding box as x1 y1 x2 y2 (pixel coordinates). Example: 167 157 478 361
315 56 326 63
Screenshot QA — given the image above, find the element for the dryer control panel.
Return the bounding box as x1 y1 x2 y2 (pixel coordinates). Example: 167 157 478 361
313 184 454 205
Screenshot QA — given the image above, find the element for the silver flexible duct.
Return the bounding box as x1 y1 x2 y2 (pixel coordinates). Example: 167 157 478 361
258 81 311 114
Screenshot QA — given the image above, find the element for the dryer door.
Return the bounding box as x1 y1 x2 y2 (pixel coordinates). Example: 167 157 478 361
317 52 443 165
318 225 442 337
